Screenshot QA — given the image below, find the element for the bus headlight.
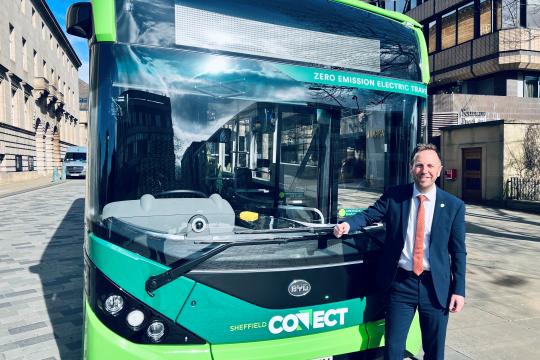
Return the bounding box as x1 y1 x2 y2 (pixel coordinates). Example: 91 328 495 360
104 294 124 315
126 309 145 330
85 255 206 344
147 321 166 342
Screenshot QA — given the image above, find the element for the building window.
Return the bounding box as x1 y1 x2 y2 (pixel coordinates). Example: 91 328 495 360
15 155 23 172
524 76 539 97
32 7 36 27
11 88 17 125
22 38 28 71
497 0 520 29
43 60 47 78
28 156 34 171
50 34 53 49
480 0 493 35
458 2 475 44
24 95 30 128
20 0 26 14
381 1 396 11
9 24 16 61
527 0 540 28
33 50 38 75
395 0 407 12
441 10 457 49
428 20 437 53
41 22 45 39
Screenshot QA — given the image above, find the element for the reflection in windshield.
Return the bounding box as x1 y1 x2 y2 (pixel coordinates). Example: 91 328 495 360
97 87 416 229
88 43 420 268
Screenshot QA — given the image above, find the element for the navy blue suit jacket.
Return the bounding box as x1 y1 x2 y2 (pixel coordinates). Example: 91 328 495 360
345 184 466 307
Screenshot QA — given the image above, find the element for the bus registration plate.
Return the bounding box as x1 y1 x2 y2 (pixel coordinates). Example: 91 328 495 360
313 357 332 360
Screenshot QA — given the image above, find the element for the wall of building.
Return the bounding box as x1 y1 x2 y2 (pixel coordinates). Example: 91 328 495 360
429 93 540 138
503 122 539 179
440 121 504 200
0 0 83 184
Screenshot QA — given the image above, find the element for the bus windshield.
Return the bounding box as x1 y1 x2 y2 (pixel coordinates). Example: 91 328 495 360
87 0 425 269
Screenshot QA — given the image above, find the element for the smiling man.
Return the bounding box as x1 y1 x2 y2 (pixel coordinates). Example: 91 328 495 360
334 144 466 360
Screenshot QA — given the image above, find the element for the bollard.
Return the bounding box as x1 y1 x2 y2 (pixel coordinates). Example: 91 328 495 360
52 167 60 182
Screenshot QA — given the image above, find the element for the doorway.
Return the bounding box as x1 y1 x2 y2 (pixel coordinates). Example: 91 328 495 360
462 147 482 202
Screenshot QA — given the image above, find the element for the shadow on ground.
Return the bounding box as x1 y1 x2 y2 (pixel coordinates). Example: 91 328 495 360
30 198 85 360
466 222 540 243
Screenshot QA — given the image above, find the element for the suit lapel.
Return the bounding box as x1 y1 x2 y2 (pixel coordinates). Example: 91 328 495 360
401 184 414 242
430 187 444 248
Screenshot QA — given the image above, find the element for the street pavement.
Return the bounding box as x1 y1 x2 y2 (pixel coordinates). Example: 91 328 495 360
0 180 85 360
0 180 539 359
443 205 540 360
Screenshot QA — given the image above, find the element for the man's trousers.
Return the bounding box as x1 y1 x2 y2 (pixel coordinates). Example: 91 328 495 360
384 268 449 360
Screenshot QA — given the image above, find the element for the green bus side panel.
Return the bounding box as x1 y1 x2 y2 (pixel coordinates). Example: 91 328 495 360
365 312 422 356
211 325 367 360
177 282 366 344
84 300 212 360
91 0 117 42
331 0 421 27
413 27 431 84
87 233 196 321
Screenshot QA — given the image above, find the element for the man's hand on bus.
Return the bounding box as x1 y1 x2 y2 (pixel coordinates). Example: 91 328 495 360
449 294 465 313
333 222 350 238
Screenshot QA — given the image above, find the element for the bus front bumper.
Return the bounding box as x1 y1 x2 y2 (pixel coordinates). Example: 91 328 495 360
83 300 421 360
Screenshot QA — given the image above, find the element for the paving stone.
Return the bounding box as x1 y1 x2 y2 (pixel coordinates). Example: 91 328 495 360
0 182 85 360
8 322 48 335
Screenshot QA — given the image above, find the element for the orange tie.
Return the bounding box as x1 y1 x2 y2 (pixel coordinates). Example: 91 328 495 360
413 195 427 276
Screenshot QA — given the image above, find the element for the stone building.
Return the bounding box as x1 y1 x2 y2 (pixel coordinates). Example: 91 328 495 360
78 79 88 145
440 120 540 203
0 0 83 184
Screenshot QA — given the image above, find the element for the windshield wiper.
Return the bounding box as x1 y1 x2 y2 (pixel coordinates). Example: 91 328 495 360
144 231 335 296
234 225 334 235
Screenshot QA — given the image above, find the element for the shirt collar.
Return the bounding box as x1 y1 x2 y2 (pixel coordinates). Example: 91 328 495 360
413 184 436 202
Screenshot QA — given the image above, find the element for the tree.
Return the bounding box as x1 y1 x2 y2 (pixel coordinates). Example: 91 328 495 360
523 124 540 177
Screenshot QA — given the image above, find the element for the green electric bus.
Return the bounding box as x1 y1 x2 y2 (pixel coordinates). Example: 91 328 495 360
67 0 429 358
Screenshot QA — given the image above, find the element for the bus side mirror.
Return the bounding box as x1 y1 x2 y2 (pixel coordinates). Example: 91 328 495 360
66 2 93 39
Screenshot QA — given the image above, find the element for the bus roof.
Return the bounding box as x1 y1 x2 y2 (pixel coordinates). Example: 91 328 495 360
89 0 429 84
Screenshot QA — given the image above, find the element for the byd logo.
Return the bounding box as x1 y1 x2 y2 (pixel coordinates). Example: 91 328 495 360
268 308 348 335
288 279 311 297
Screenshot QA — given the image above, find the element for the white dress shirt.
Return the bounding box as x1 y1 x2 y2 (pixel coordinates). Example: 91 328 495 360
398 184 437 272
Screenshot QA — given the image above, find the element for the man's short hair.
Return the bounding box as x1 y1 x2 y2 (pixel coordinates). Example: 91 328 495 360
410 143 441 165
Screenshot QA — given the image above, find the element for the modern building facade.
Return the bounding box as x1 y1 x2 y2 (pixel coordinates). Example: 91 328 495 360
369 0 540 203
405 0 540 136
0 0 83 184
79 79 89 145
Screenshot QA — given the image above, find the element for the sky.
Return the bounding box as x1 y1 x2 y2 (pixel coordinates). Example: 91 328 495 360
47 0 90 82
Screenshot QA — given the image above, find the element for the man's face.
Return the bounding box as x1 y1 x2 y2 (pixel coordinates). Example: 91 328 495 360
410 150 442 192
